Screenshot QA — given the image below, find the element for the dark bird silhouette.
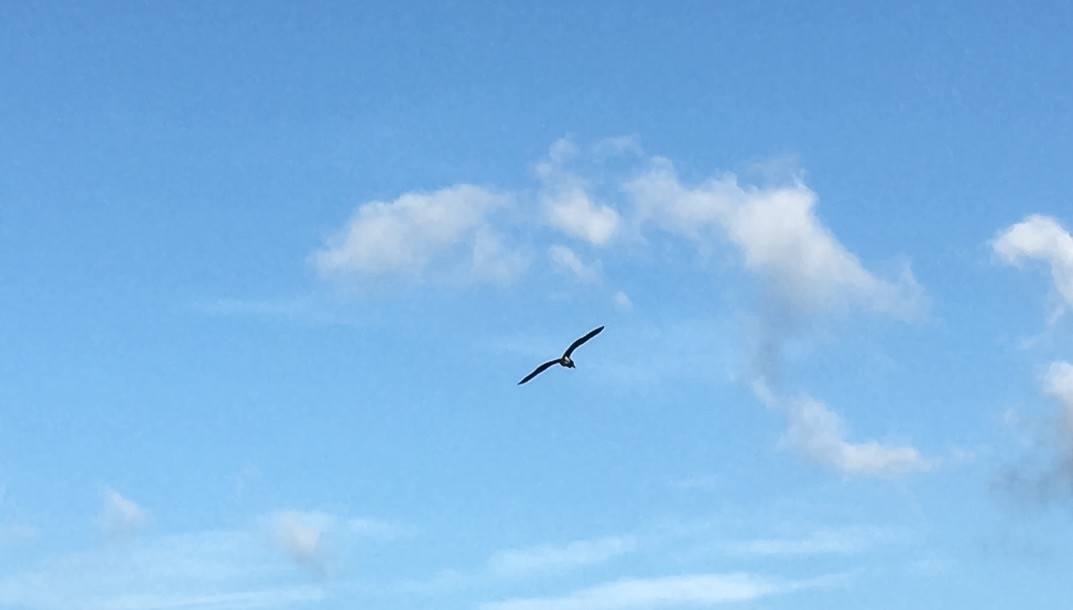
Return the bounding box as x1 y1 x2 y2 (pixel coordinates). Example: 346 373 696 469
518 326 604 385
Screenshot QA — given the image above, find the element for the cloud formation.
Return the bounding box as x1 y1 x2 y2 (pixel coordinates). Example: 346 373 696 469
313 184 524 284
544 190 621 247
311 136 922 318
480 573 798 610
537 139 621 247
267 510 398 572
548 245 601 283
1043 361 1073 483
998 361 1073 505
725 526 889 556
98 489 151 538
0 528 323 610
270 510 326 569
487 536 634 578
780 398 932 477
626 159 922 315
308 137 928 478
1044 361 1073 417
405 535 635 595
991 215 1073 504
616 151 928 477
993 214 1073 307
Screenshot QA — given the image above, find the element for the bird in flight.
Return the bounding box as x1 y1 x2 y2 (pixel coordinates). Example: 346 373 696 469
518 326 605 385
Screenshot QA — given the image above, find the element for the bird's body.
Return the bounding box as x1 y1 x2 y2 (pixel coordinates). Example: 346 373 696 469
517 326 604 385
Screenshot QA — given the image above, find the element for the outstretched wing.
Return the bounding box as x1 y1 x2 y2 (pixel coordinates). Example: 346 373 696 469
518 359 560 385
563 325 604 358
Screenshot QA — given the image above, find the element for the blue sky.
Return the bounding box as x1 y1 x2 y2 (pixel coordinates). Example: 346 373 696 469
2 1 1073 608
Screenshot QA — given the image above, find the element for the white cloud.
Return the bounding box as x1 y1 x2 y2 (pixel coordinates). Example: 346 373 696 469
619 152 928 478
304 138 930 480
725 527 888 556
780 398 932 477
0 528 323 610
101 588 323 610
472 228 529 284
480 573 796 610
626 159 922 315
548 245 601 283
267 510 398 572
403 535 635 594
993 361 1073 505
309 137 922 316
992 214 1073 307
488 536 634 578
545 190 621 246
1043 360 1073 409
270 511 325 569
613 291 633 311
537 138 621 246
1041 359 1073 463
312 184 522 283
98 489 151 537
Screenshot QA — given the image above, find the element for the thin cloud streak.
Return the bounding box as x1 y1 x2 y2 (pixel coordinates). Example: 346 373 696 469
91 586 325 610
724 527 890 556
0 528 317 610
479 572 823 610
402 535 635 594
488 536 635 578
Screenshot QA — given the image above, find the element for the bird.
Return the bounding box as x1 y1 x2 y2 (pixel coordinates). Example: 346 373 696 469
517 326 604 385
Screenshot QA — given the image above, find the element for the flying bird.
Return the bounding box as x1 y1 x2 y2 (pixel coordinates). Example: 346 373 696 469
517 326 605 385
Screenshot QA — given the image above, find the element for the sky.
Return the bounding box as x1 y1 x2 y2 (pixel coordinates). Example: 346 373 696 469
2 1 1073 608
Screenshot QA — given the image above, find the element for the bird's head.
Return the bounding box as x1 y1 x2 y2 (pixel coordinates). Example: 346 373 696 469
562 356 574 368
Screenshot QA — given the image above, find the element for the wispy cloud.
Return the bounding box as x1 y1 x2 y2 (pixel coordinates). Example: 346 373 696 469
548 244 601 284
625 153 922 392
487 536 635 578
309 136 922 320
269 511 325 570
1044 360 1073 415
626 160 922 316
537 139 621 247
98 488 151 538
616 148 928 476
479 572 824 610
994 360 1073 505
266 510 400 573
85 586 325 610
725 526 890 556
991 214 1073 505
992 214 1073 308
400 535 635 595
303 137 930 478
313 184 525 284
780 397 933 477
0 528 322 610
